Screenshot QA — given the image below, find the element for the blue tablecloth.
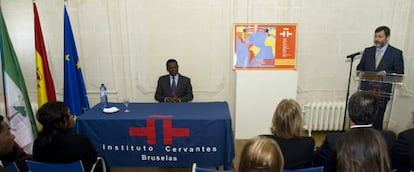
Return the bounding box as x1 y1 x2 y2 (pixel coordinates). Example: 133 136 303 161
76 102 235 167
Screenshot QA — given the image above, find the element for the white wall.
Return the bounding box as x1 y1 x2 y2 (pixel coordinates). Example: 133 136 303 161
0 0 413 133
235 71 298 139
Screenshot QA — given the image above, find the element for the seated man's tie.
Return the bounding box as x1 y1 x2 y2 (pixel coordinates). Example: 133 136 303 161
171 77 177 96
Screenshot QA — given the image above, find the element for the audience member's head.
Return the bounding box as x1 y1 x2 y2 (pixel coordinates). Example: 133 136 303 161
36 102 74 146
239 136 284 172
336 128 390 172
348 91 378 125
271 99 303 138
0 116 15 158
37 102 74 131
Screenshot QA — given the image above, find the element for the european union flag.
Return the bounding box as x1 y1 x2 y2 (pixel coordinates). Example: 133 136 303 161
64 5 89 116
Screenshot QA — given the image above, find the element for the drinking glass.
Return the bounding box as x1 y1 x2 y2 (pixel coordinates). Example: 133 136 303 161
123 98 130 112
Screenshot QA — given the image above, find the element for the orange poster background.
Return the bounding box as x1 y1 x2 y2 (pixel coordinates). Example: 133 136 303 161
275 24 296 69
233 23 297 70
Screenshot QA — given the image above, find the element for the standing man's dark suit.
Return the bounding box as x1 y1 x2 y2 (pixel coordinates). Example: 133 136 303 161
392 128 414 171
155 59 193 103
155 74 193 102
357 45 404 74
356 26 404 129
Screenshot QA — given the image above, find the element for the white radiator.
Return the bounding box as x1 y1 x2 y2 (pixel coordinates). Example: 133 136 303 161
303 101 346 136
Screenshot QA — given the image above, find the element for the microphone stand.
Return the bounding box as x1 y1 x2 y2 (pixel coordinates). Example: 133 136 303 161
343 54 357 130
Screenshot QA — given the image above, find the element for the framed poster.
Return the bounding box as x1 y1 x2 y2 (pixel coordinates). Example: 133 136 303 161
233 24 297 70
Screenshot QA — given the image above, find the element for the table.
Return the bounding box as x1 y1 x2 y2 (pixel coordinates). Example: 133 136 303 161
76 102 234 167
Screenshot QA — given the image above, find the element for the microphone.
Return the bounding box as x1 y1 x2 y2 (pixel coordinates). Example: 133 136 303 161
347 50 364 58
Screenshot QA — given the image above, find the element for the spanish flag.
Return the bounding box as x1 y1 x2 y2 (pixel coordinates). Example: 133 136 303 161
34 2 56 107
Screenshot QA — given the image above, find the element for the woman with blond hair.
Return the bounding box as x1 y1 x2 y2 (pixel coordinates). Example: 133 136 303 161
262 99 314 169
336 128 390 172
239 136 284 172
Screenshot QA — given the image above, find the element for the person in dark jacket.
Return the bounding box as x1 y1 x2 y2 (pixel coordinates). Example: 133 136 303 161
263 99 314 169
356 26 404 129
392 125 414 171
155 59 193 103
313 92 396 172
33 102 104 172
336 128 391 172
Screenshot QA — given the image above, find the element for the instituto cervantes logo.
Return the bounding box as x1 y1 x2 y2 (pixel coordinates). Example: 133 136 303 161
101 114 217 163
129 114 190 145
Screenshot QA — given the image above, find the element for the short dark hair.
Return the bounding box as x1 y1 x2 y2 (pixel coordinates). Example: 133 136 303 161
375 26 390 37
166 59 178 68
348 92 378 125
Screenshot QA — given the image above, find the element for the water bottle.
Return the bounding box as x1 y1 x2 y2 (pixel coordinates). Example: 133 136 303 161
100 83 108 109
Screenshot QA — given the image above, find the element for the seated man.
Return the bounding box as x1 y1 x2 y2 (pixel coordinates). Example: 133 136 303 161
0 116 31 172
155 59 193 103
313 92 396 172
392 110 414 171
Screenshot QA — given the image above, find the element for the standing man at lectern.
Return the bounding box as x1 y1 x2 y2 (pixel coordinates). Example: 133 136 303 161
357 26 404 129
155 59 193 103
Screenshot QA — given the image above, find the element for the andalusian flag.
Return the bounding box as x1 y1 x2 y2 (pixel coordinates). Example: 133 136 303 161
0 9 37 154
64 5 89 116
34 2 56 107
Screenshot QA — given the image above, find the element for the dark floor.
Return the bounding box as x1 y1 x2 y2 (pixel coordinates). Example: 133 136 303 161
110 131 328 172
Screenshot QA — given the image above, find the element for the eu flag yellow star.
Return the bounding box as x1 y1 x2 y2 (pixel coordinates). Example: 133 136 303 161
76 61 81 69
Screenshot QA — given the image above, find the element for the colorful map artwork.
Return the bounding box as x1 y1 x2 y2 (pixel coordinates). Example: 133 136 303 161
233 24 296 70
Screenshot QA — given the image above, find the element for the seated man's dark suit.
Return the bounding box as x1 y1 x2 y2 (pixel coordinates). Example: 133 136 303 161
357 45 404 129
392 128 414 171
263 135 315 169
313 128 396 172
155 74 193 102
